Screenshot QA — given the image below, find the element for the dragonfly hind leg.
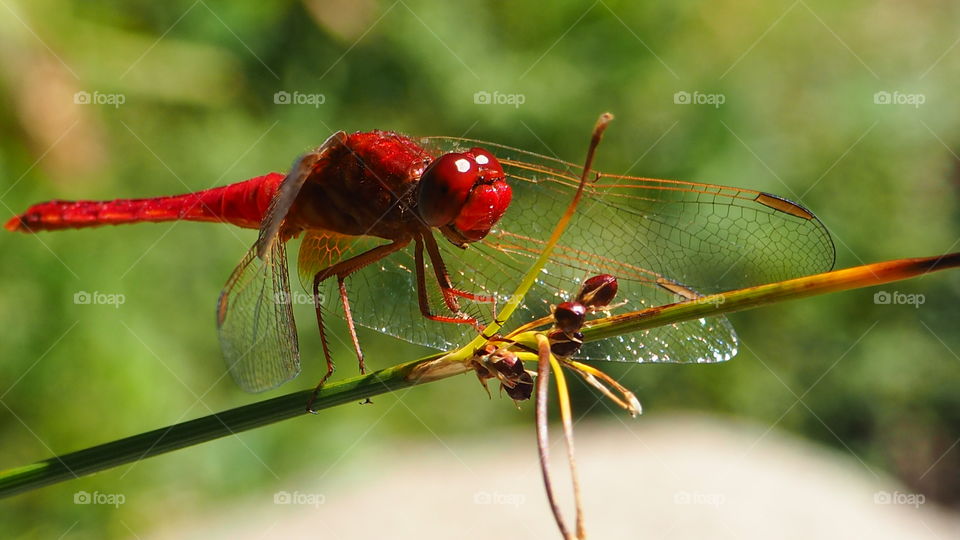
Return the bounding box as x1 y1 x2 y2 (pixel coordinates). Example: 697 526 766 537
306 238 410 412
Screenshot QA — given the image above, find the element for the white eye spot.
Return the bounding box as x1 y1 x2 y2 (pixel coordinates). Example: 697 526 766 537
474 154 490 165
454 158 472 173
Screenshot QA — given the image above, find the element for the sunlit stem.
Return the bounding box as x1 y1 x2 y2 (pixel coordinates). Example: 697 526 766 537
564 359 642 417
542 336 586 540
7 252 960 497
443 113 614 364
564 366 631 413
535 334 572 539
582 252 960 345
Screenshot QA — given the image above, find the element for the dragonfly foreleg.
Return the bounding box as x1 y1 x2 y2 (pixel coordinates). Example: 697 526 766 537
418 232 496 331
413 237 481 328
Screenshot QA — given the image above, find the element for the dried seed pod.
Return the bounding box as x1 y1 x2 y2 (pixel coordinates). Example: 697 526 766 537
553 301 587 334
576 274 618 308
504 370 534 400
549 330 584 358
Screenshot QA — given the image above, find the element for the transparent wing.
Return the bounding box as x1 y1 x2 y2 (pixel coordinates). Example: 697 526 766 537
217 133 345 392
217 241 300 392
293 135 835 366
299 230 461 351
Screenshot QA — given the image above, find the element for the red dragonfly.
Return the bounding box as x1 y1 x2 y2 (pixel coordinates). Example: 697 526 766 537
6 128 835 396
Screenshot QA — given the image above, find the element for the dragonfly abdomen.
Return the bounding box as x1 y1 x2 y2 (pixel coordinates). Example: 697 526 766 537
5 173 285 232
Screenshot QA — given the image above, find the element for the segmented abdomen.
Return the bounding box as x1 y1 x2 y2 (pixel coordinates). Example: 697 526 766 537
5 173 285 232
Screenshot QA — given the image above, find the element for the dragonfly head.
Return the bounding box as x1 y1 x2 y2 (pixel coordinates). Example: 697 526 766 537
417 147 512 246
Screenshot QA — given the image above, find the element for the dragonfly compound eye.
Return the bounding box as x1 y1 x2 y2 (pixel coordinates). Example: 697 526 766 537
417 152 480 227
420 148 512 244
467 147 505 180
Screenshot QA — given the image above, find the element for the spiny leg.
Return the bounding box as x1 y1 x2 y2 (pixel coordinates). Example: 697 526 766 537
309 272 336 409
337 276 364 373
420 232 497 330
306 238 409 412
337 275 374 406
413 237 480 325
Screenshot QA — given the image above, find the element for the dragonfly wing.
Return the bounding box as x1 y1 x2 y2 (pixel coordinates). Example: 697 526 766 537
419 136 836 364
581 313 739 364
286 185 739 363
434 226 740 364
217 241 300 392
256 131 347 259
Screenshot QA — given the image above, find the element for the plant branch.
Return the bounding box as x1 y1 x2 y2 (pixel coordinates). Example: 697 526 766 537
0 354 445 498
1 252 957 498
582 252 960 345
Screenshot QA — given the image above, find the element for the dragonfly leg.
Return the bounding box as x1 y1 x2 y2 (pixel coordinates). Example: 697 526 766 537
413 237 481 326
306 274 337 413
337 276 365 374
420 232 496 331
306 238 410 412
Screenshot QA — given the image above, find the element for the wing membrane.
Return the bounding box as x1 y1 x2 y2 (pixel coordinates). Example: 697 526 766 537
290 135 835 366
217 242 300 392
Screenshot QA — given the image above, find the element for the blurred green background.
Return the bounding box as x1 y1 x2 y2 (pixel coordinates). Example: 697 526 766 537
1 0 959 537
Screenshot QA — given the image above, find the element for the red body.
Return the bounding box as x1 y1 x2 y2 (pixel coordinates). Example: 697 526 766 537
5 173 284 232
4 125 839 399
5 131 443 239
284 131 434 240
3 129 515 397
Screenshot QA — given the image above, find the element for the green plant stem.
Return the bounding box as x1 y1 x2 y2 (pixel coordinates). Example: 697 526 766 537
1 252 957 497
583 252 960 343
0 355 440 498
